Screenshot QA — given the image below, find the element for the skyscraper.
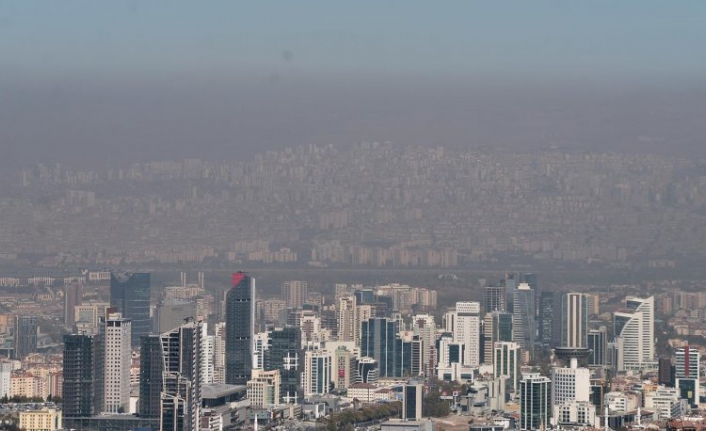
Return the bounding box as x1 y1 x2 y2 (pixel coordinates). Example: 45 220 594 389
160 319 204 431
561 293 588 349
225 272 255 385
587 327 608 366
264 326 302 404
64 282 83 328
303 349 332 398
513 283 535 361
483 285 506 313
519 373 551 431
110 272 151 346
62 333 103 419
361 317 398 377
13 316 38 360
675 346 699 379
103 312 131 414
613 296 654 370
139 335 163 418
281 280 308 309
452 302 481 367
538 291 562 349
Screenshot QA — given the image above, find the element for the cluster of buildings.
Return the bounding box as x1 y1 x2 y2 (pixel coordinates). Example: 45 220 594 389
0 269 705 431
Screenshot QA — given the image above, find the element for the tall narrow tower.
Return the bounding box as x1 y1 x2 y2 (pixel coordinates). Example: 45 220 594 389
225 272 255 385
103 312 131 414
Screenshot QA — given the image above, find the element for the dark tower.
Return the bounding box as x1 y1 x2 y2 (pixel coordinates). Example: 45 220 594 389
14 316 38 360
110 272 151 346
139 335 163 418
64 282 83 328
264 326 303 404
225 272 255 385
62 333 104 427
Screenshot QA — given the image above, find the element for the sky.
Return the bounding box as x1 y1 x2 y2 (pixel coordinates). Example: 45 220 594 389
1 1 706 171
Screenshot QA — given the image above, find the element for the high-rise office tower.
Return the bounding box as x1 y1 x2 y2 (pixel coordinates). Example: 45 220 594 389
519 373 551 431
675 346 699 379
452 302 481 367
139 335 163 418
561 293 588 349
264 326 302 404
225 272 255 385
538 291 562 349
110 272 151 346
483 311 513 365
64 282 83 328
403 383 424 420
103 312 131 414
625 296 655 363
483 285 506 313
361 317 398 377
587 327 608 366
493 342 521 392
613 296 654 369
62 333 104 419
13 316 38 360
513 283 535 361
303 349 332 398
160 319 204 431
281 281 308 309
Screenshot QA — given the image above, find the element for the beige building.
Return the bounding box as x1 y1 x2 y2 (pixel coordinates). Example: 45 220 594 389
247 369 280 407
11 373 43 398
19 407 62 431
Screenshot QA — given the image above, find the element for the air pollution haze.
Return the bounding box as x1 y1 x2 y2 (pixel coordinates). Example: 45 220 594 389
1 1 706 172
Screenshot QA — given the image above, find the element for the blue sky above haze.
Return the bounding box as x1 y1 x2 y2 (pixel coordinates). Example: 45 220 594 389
2 1 705 83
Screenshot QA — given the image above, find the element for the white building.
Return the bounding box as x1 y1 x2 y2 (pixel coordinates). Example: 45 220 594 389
213 322 226 384
614 296 654 370
303 350 332 398
675 346 700 379
644 387 682 420
451 302 481 367
551 365 591 405
103 312 131 414
553 401 596 429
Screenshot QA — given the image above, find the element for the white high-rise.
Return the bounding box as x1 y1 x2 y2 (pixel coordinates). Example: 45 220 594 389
103 312 131 414
303 349 332 398
213 322 226 384
614 296 654 369
452 302 481 367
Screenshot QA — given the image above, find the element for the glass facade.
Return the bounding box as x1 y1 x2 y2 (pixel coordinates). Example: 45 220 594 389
264 326 302 404
110 272 151 346
225 272 255 385
14 316 38 360
139 335 163 418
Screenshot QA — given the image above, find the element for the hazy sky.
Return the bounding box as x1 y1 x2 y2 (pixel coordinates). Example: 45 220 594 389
1 2 706 172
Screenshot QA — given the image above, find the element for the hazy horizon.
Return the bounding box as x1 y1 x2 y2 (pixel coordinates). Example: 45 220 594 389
2 1 706 172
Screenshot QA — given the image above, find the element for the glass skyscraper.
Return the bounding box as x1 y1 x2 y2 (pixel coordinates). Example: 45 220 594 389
225 272 255 385
110 272 151 346
14 316 38 360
